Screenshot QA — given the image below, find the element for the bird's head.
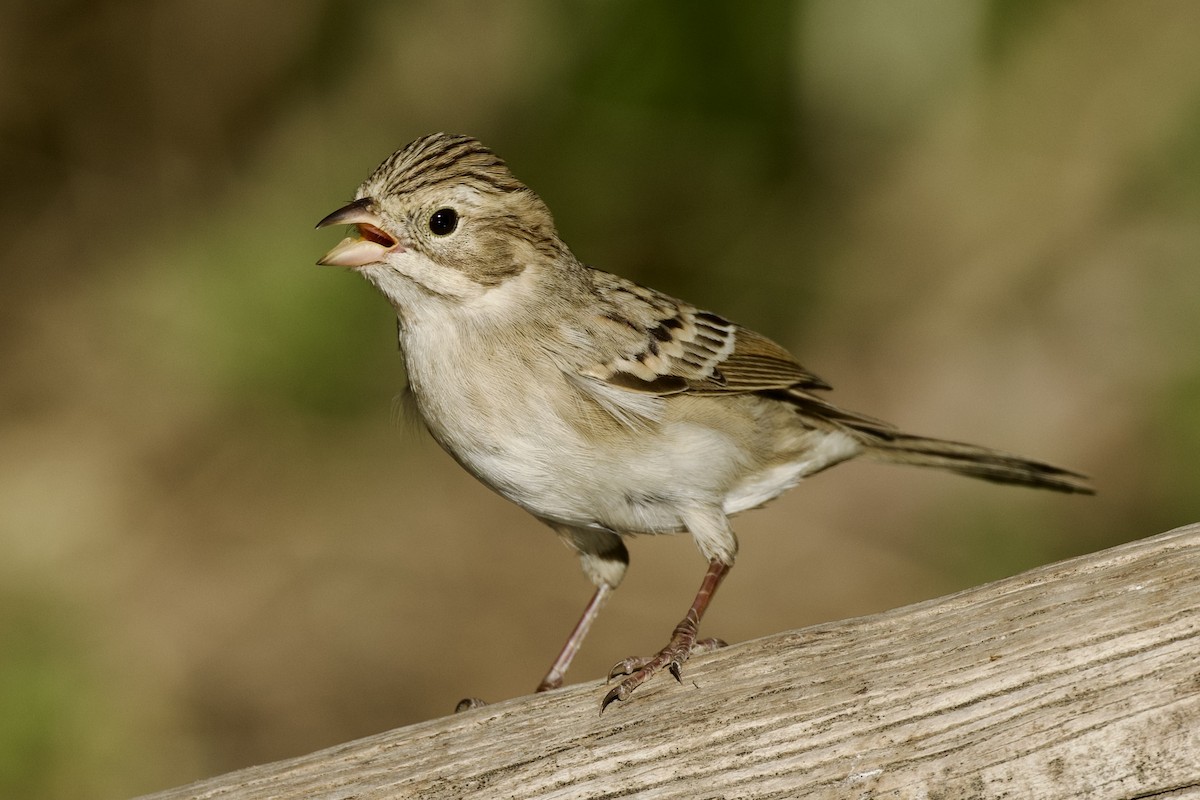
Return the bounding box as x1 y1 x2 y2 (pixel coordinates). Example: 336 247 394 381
317 133 571 308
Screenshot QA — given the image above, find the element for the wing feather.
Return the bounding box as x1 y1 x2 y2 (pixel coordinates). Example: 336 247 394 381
566 270 897 435
577 270 829 397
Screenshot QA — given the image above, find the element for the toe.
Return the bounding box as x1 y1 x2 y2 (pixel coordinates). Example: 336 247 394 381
455 697 488 713
608 655 650 681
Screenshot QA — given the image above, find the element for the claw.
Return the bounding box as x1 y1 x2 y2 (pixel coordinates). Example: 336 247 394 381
601 666 653 713
598 559 732 710
455 697 488 713
600 684 625 713
599 636 725 711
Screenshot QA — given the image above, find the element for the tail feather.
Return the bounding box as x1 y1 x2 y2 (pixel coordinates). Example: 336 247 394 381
780 389 1093 494
859 431 1094 495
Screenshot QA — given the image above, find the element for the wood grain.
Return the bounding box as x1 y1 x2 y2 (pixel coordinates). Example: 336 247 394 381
140 523 1200 799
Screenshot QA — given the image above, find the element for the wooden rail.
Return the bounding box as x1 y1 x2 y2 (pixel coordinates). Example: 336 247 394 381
140 523 1200 799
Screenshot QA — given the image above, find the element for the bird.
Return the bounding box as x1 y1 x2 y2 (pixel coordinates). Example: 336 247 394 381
315 133 1093 711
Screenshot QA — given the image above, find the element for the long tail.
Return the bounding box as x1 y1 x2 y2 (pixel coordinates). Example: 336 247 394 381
783 390 1094 494
860 430 1094 494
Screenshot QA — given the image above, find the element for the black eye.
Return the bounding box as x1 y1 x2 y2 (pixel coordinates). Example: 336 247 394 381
428 208 458 236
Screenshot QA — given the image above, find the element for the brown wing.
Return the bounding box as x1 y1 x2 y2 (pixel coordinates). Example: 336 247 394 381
689 325 831 394
574 270 894 434
579 271 828 394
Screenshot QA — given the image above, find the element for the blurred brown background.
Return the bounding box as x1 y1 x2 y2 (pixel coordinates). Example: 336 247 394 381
2 1 1199 796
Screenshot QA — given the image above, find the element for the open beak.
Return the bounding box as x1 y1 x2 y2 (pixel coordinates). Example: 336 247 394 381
315 198 403 267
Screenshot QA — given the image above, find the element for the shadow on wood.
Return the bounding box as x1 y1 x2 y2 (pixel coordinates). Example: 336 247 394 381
140 523 1200 799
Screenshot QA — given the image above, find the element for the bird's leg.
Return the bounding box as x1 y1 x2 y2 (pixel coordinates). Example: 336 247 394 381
602 558 730 711
537 582 613 692
457 583 613 711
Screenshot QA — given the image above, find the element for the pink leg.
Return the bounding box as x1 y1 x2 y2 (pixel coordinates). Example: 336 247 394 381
537 582 613 692
602 559 730 711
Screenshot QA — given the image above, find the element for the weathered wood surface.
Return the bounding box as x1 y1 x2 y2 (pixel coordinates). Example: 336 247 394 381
141 523 1200 800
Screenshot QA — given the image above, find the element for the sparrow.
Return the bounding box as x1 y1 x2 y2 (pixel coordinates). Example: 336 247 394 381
316 133 1093 711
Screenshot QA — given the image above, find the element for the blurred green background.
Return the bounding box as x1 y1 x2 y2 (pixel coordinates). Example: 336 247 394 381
3 1 1199 796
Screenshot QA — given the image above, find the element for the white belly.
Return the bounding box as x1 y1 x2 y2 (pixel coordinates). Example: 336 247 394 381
399 309 858 535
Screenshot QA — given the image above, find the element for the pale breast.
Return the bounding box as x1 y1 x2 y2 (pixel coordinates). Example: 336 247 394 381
398 312 856 535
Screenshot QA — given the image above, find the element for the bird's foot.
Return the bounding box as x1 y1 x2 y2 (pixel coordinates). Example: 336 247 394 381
602 635 726 712
454 697 488 712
